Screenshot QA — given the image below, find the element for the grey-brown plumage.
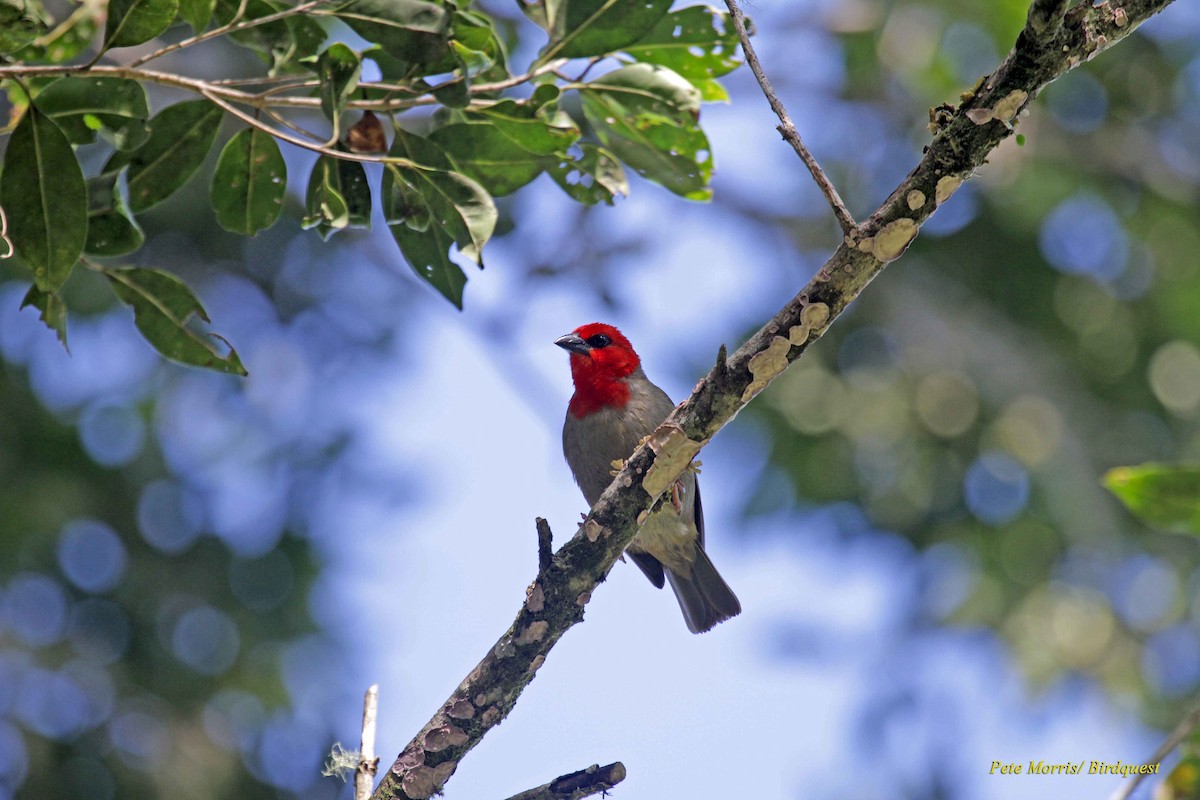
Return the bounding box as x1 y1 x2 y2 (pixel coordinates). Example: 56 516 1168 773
557 324 741 634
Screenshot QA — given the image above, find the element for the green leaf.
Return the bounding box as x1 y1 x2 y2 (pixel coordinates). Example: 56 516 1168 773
547 143 628 205
0 105 87 291
302 154 371 239
178 0 214 33
543 0 672 60
389 129 496 262
466 99 580 156
691 77 730 103
210 128 287 235
104 0 180 49
429 122 547 196
336 0 450 63
126 99 223 213
448 9 508 81
382 129 498 307
431 73 470 109
85 172 145 256
0 0 48 53
318 43 362 136
579 63 713 200
1104 464 1200 534
13 8 96 62
20 285 68 350
36 77 150 150
103 266 247 375
623 6 742 82
215 0 325 73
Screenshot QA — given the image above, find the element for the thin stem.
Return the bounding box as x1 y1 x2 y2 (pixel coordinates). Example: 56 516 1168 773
355 685 380 800
501 763 626 800
722 0 858 234
198 87 416 165
261 106 327 143
129 0 330 67
1111 698 1200 800
0 60 569 113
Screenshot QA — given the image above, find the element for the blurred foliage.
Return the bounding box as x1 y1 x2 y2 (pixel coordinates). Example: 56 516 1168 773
0 354 329 799
0 0 744 360
2 1 1200 799
733 0 1200 745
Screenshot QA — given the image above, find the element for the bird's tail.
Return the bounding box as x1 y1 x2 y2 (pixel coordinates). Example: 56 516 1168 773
665 547 741 634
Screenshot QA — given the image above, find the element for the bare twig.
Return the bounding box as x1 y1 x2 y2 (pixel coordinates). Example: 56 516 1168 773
722 0 857 234
1110 698 1200 800
0 60 568 115
198 87 422 165
503 762 627 800
367 2 1175 798
357 685 381 800
536 518 553 573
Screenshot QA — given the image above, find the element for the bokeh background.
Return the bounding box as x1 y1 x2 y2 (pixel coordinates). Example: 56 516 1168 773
4 0 1200 798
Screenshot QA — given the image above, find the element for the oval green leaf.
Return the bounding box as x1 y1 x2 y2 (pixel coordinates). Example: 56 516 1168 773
36 76 150 150
623 7 742 82
103 266 247 375
429 122 548 196
20 285 68 351
211 128 287 235
127 99 223 213
85 173 145 257
1104 464 1200 535
542 0 671 61
318 43 362 132
302 154 372 240
579 63 712 200
336 0 451 63
0 105 87 291
104 0 180 49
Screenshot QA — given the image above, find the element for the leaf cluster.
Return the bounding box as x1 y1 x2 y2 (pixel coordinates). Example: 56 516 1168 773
0 0 747 368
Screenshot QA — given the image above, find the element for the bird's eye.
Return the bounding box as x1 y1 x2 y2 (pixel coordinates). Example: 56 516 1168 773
586 333 612 348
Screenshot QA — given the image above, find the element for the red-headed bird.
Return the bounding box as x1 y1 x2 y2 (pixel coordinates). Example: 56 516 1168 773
556 322 741 633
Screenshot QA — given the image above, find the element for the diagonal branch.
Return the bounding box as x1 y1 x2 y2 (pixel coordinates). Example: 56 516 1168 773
1111 697 1200 800
502 762 627 800
369 1 1176 798
722 0 857 234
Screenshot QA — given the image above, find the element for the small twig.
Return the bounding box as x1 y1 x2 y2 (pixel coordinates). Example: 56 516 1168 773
536 518 553 573
260 106 327 143
722 0 857 233
129 0 332 67
1110 698 1200 800
198 87 419 165
357 685 380 800
502 762 627 800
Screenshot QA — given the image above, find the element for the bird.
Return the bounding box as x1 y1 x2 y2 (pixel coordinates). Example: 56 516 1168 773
556 322 741 633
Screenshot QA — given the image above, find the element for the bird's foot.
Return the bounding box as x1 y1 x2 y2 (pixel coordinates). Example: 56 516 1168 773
671 480 686 514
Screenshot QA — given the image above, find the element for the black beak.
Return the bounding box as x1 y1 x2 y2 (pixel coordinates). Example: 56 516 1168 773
555 333 590 356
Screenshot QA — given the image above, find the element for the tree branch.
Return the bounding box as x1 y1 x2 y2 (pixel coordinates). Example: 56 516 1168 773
356 685 380 800
128 0 335 67
1111 697 1200 800
722 0 857 233
536 517 553 574
502 762 627 800
367 1 1175 798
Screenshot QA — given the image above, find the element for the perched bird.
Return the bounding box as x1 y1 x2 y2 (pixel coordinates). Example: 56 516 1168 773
556 322 741 633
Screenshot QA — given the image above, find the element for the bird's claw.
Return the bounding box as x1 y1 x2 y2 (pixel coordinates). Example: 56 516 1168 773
671 480 684 514
609 458 624 477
